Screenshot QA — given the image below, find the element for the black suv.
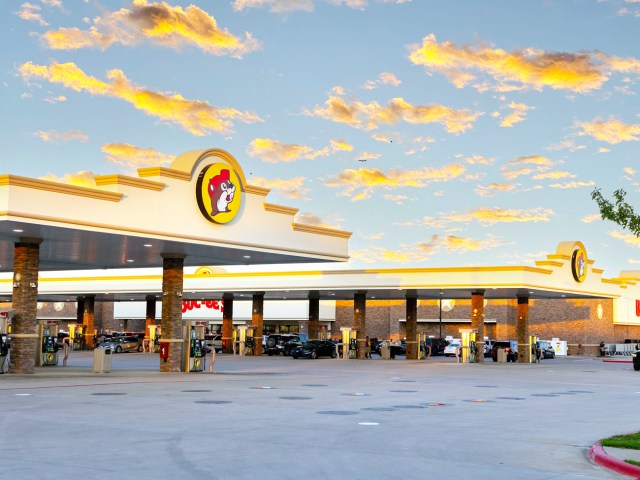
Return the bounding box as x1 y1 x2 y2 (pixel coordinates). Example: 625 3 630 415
265 334 302 356
491 340 518 362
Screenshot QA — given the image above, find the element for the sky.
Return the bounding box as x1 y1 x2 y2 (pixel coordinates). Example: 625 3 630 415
2 0 640 276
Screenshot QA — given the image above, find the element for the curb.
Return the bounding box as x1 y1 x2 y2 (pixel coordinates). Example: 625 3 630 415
589 442 640 479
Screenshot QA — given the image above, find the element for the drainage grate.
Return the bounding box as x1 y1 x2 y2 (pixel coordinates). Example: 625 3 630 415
392 380 416 383
250 386 276 390
390 390 418 393
392 405 425 409
495 397 526 400
361 407 397 412
342 393 371 396
567 390 594 394
530 394 559 397
279 396 312 400
181 390 212 393
475 385 498 388
194 400 232 404
91 393 126 396
301 384 328 387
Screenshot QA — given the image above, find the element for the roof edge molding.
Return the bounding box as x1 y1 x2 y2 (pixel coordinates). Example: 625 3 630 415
169 148 248 190
0 174 123 202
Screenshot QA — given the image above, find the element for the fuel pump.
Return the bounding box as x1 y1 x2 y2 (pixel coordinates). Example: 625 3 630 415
184 320 206 372
529 333 539 363
38 320 60 366
339 327 356 359
418 333 429 359
245 326 255 355
70 324 83 350
459 329 477 363
234 326 249 356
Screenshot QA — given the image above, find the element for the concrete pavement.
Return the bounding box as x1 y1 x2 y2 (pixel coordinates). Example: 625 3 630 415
1 352 638 479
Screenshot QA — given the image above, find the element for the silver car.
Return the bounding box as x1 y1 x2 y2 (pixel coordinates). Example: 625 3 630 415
102 336 143 353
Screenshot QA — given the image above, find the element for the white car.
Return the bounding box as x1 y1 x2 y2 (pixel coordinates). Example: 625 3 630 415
443 342 461 357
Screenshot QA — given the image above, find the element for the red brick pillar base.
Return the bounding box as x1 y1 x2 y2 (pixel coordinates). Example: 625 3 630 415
222 293 233 354
160 254 185 372
308 292 320 340
405 294 418 360
10 240 41 374
354 291 366 360
471 290 485 364
517 296 530 363
252 293 264 355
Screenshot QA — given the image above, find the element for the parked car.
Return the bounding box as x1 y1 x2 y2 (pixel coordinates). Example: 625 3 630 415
291 340 338 359
424 338 447 356
102 336 143 353
484 339 495 357
491 340 518 362
536 340 555 359
633 349 640 371
265 334 301 356
205 334 223 353
443 341 461 357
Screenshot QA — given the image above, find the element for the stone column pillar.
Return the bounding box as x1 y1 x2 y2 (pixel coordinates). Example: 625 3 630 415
222 293 234 354
83 295 96 350
405 292 418 360
517 295 530 363
10 240 41 375
354 291 366 359
308 291 320 340
471 290 485 364
145 295 156 337
252 292 264 355
160 254 185 372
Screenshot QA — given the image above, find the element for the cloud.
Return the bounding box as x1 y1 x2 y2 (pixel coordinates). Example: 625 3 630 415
609 230 640 247
44 95 67 103
246 138 330 163
232 0 370 12
250 176 310 200
444 234 506 253
474 183 516 197
294 212 341 229
500 101 532 127
358 152 381 161
42 0 63 7
501 155 554 180
17 3 48 26
372 133 392 143
465 154 495 165
34 129 88 143
383 193 409 204
363 71 402 90
325 163 466 201
624 167 637 176
549 180 595 189
42 1 259 58
350 245 432 264
407 33 640 93
581 213 602 223
531 171 575 180
39 170 96 187
427 207 555 226
577 117 640 144
330 139 353 151
101 143 175 173
19 61 262 136
307 95 481 133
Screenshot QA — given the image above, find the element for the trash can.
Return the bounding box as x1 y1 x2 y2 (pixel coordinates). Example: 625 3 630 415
93 347 112 373
497 348 507 363
380 342 391 360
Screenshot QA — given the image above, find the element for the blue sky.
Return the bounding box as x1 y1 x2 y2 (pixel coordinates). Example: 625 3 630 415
2 0 640 275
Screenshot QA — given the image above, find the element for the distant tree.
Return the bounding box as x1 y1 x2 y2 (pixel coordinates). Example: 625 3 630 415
592 188 640 237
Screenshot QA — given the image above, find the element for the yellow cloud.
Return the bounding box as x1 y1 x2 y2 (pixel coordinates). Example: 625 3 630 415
308 95 480 133
233 0 314 13
532 171 575 180
624 167 637 176
247 138 329 163
350 246 430 264
19 61 261 136
372 133 392 143
34 130 88 143
102 143 175 173
363 71 402 89
465 154 495 165
407 33 635 93
504 155 553 167
581 213 602 223
474 183 516 197
330 139 353 151
358 152 381 161
444 235 505 253
578 117 640 144
18 3 48 26
549 180 595 189
39 170 97 188
325 163 466 201
500 102 532 127
440 207 554 225
250 176 310 200
294 212 341 229
42 1 259 57
501 155 553 180
609 230 640 247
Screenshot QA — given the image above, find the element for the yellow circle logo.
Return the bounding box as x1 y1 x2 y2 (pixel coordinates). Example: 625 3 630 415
194 358 201 367
196 163 242 224
46 353 54 362
571 246 588 283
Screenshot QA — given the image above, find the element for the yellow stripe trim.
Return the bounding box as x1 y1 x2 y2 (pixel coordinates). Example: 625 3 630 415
245 185 270 196
293 223 352 239
94 175 165 191
137 167 191 181
0 174 123 202
264 203 299 216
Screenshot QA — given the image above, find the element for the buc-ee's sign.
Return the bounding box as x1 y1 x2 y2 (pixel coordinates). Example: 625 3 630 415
182 300 224 314
571 245 587 283
196 163 242 224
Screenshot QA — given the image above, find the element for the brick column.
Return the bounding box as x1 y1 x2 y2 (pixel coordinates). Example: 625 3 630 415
517 295 530 363
471 290 485 364
405 292 418 360
252 292 264 355
222 293 234 354
145 295 156 337
160 254 185 372
308 291 320 340
83 295 95 350
354 291 366 359
10 240 41 374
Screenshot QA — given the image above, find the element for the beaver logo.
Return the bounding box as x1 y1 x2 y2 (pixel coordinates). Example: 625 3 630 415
196 163 242 224
208 169 235 216
571 246 588 283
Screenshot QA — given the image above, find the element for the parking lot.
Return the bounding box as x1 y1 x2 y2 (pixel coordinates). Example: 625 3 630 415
0 352 635 479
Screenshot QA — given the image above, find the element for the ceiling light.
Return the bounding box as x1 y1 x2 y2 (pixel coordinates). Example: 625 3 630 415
243 255 251 259
13 229 23 233
143 244 152 247
126 259 134 263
